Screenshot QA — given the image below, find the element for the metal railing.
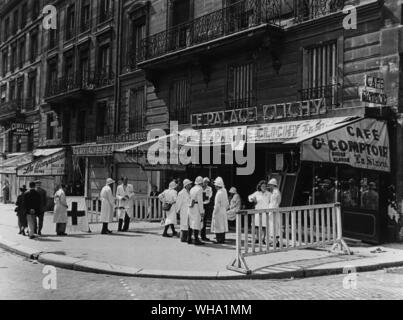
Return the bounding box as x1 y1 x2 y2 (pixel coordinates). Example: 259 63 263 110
227 203 351 274
86 196 163 224
294 0 346 22
45 72 96 98
137 0 282 62
299 84 340 109
0 99 22 115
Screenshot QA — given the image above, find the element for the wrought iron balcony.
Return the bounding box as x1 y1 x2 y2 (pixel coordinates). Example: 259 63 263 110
0 99 22 119
93 69 115 88
294 0 346 22
137 0 282 63
298 84 340 109
45 73 96 100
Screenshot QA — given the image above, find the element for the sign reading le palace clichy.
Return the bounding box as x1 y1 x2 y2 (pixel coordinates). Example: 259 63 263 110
191 98 326 128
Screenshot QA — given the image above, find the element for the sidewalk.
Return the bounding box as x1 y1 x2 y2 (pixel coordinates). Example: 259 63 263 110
1 203 403 279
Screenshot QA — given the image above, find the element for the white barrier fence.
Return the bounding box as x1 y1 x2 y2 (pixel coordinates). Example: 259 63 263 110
227 203 351 274
86 196 163 224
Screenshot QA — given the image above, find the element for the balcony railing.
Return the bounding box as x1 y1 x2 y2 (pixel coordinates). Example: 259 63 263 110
93 69 115 87
0 99 22 116
137 0 282 63
45 73 96 99
294 0 346 22
298 84 340 109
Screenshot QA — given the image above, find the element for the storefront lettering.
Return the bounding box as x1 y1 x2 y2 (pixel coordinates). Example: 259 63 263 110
191 99 326 128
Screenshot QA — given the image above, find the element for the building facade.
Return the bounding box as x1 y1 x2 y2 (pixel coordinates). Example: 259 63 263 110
0 0 403 243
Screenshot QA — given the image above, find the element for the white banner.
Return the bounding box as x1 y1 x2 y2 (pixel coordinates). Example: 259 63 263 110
17 151 66 177
302 119 390 172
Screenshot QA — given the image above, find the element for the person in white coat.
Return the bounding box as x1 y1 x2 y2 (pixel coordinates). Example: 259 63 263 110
248 180 271 244
211 177 229 244
54 185 69 236
188 176 205 245
158 181 178 238
116 177 135 232
100 178 116 235
268 178 282 247
176 179 192 242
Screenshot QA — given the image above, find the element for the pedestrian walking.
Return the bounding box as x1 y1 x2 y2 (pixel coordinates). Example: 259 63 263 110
200 177 213 242
188 176 205 245
248 180 271 244
268 178 282 247
211 177 229 244
176 179 192 242
15 185 27 236
100 178 116 235
35 180 47 236
23 182 41 239
159 181 178 238
2 181 10 204
116 177 135 232
54 185 68 236
227 187 241 230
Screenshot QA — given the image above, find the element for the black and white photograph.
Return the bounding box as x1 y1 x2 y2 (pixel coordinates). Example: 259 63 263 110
0 0 403 306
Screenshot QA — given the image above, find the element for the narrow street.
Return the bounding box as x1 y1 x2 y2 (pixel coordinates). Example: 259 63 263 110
1 248 403 300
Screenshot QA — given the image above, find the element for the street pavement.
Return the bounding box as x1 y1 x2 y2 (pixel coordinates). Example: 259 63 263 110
1 203 403 278
1 248 403 300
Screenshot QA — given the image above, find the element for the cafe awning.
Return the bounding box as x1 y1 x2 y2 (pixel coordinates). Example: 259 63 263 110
17 148 66 177
0 153 33 175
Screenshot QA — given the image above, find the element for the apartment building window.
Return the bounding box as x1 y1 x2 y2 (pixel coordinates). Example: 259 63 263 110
10 44 16 72
301 41 338 107
12 10 19 34
32 0 40 20
96 102 108 137
129 18 146 68
18 38 25 68
16 76 24 102
227 62 256 109
97 43 112 86
48 29 58 50
78 49 90 87
29 29 38 62
129 86 146 132
2 49 8 77
66 4 76 41
46 58 58 96
1 85 7 103
27 71 37 109
77 110 86 142
9 80 15 101
21 3 28 29
169 78 190 124
46 113 55 140
168 0 192 49
99 0 112 24
4 17 10 40
81 0 91 32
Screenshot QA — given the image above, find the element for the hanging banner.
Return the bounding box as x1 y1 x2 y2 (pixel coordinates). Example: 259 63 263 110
17 151 66 177
302 119 390 172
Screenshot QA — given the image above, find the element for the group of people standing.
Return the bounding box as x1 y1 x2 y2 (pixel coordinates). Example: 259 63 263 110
158 176 235 245
15 181 48 239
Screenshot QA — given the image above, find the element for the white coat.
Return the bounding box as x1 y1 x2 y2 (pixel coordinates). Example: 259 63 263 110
269 188 282 238
176 188 191 231
227 193 241 222
116 184 135 219
100 185 115 223
188 185 204 231
53 189 68 224
249 191 271 227
211 188 229 234
159 188 178 226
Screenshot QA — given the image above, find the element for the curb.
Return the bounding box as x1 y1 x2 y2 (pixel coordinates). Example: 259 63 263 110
2 236 403 280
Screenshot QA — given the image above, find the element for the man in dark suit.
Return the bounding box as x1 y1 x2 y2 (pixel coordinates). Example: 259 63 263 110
35 180 47 236
24 182 41 239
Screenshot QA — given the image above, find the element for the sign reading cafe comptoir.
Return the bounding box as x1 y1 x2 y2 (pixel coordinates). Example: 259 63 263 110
191 98 326 128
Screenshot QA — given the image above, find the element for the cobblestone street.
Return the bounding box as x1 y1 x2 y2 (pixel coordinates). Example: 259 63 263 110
1 248 403 300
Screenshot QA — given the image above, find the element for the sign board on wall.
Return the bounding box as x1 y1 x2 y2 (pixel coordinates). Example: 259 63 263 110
17 151 66 177
301 119 390 172
359 75 387 106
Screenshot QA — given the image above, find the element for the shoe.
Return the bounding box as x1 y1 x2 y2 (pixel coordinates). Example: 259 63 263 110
38 232 42 236
172 232 179 238
29 235 35 239
201 237 210 242
107 230 113 234
194 239 205 246
187 239 193 244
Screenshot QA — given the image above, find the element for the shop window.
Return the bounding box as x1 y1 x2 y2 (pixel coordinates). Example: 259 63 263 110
169 78 190 125
301 41 338 108
129 86 146 132
227 62 256 109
